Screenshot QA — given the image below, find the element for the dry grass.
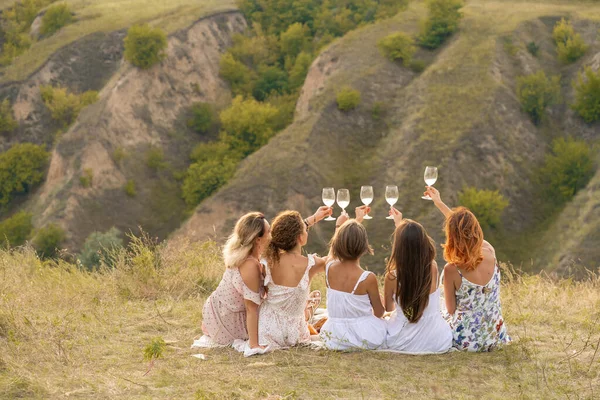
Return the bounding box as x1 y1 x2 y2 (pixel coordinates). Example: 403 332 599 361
0 238 598 399
0 0 236 83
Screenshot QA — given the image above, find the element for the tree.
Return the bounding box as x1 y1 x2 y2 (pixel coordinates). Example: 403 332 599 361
289 51 313 90
219 96 279 155
187 103 217 134
0 99 18 134
124 24 168 69
572 67 600 123
516 71 561 124
0 143 49 206
540 137 595 203
458 187 509 228
378 32 416 66
252 65 289 101
552 18 587 64
0 211 32 248
78 227 123 270
418 0 463 49
40 4 73 36
33 223 66 258
182 158 238 207
280 23 310 60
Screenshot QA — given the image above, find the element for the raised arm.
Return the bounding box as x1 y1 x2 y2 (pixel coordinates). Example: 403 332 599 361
305 206 333 227
425 187 452 218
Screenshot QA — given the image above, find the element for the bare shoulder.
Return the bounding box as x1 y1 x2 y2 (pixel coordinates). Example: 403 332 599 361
443 263 459 277
365 271 379 285
313 255 326 267
238 259 261 279
482 240 495 254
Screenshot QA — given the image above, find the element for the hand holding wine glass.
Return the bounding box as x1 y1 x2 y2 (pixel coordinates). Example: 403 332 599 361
422 166 438 200
385 185 399 219
322 188 336 221
312 206 333 224
360 186 373 220
355 205 371 223
389 207 403 228
424 186 441 204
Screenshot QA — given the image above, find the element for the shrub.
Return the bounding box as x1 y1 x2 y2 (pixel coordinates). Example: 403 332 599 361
112 147 127 163
336 86 361 111
219 52 254 95
516 71 561 124
0 211 33 248
572 67 600 123
378 32 415 66
526 41 539 57
187 103 217 134
0 99 18 134
78 227 123 270
124 24 168 69
79 168 93 187
219 96 279 156
145 147 166 170
418 0 463 49
279 23 310 60
40 85 98 127
0 143 49 206
371 102 385 120
32 223 66 258
124 180 136 197
552 19 587 63
409 60 426 73
458 187 509 229
540 137 594 203
182 157 238 207
190 141 238 164
40 3 73 37
252 65 289 101
289 51 313 90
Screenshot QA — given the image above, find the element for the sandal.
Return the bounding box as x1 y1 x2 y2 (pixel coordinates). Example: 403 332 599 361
304 290 321 322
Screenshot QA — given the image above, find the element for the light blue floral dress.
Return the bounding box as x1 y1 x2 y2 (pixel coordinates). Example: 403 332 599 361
441 265 511 352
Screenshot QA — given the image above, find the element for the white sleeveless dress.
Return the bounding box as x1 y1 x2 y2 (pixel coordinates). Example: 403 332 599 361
257 255 314 349
319 262 387 350
385 289 452 353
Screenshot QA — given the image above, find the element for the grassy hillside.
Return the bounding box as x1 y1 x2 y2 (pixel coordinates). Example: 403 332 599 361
177 0 600 274
0 240 598 399
0 0 236 83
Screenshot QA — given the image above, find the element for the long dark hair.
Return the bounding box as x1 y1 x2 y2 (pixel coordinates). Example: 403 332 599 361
386 219 436 323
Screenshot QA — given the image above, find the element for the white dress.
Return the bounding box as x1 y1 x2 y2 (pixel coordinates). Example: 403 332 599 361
257 255 314 349
319 262 387 350
385 289 452 353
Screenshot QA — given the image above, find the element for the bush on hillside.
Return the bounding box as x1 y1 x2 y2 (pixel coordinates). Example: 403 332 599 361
526 42 539 57
552 19 587 63
32 223 66 258
378 32 415 66
124 24 167 69
336 86 361 111
540 137 595 203
516 71 561 125
40 85 98 127
459 187 509 229
124 180 136 197
79 227 123 270
79 168 93 188
280 23 310 60
572 67 600 123
40 3 73 36
190 141 237 164
187 102 218 134
219 96 280 156
288 51 313 90
182 157 238 207
418 0 463 49
0 99 18 134
219 52 255 95
0 143 49 207
145 147 167 170
0 211 33 248
252 65 289 101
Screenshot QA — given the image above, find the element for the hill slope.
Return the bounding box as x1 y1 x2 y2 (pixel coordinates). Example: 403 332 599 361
176 0 600 274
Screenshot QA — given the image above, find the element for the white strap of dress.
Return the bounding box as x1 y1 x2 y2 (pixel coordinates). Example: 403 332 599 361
325 260 336 288
260 258 272 286
351 271 371 294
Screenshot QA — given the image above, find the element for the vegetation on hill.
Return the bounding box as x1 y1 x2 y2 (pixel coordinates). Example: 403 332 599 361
572 67 600 123
0 239 598 398
418 0 463 49
516 71 561 125
0 143 48 207
0 99 18 134
378 32 416 65
40 85 99 128
552 18 587 64
0 211 32 247
32 223 65 258
124 24 168 69
458 187 509 229
336 86 362 111
40 3 73 37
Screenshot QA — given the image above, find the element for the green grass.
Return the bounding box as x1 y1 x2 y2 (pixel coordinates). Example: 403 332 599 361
0 0 236 83
0 240 598 399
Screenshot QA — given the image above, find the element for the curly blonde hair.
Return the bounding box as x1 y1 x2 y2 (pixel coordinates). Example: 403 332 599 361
442 207 484 271
264 210 304 268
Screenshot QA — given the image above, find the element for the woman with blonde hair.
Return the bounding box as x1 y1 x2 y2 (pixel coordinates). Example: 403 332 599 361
193 212 270 350
425 187 511 352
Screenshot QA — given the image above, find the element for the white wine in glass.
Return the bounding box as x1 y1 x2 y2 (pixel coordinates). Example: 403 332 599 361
360 186 373 220
422 166 438 200
337 189 350 216
322 187 336 221
385 185 398 219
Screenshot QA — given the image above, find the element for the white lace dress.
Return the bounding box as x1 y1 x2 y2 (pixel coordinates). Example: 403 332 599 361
319 262 387 350
257 255 314 349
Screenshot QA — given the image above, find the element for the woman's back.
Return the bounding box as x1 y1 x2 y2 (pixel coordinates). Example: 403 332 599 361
456 242 496 286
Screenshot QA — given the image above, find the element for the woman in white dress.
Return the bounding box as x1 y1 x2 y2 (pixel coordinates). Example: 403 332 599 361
383 208 452 353
257 207 332 349
319 211 387 350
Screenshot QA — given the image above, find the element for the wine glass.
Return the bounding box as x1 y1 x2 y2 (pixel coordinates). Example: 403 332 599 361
360 186 373 220
385 185 398 219
322 188 336 221
336 189 350 216
422 166 438 200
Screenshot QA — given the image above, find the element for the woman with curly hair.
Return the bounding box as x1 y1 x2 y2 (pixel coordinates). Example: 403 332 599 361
425 186 511 352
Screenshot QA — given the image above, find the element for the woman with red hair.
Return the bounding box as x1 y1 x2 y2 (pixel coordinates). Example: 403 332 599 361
425 187 510 352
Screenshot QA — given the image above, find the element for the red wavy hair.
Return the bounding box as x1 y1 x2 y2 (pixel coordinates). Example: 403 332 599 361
442 207 484 271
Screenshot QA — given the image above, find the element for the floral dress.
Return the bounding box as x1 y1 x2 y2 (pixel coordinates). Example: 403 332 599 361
441 265 511 352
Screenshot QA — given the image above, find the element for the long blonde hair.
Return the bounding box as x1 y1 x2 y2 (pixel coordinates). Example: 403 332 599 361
223 212 266 268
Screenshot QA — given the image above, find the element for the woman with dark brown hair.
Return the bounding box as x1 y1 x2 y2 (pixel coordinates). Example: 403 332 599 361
425 187 511 352
383 208 452 353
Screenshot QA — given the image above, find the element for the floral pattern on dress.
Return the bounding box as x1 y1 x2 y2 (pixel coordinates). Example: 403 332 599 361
441 265 511 352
